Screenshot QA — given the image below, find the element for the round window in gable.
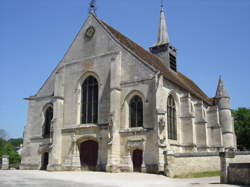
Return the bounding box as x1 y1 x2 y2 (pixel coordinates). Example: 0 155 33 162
85 26 95 40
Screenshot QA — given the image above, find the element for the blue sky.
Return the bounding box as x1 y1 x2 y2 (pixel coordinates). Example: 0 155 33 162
0 0 250 138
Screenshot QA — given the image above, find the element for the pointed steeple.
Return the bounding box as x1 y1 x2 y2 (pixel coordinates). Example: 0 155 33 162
215 76 229 98
150 0 177 71
156 1 169 46
215 76 235 150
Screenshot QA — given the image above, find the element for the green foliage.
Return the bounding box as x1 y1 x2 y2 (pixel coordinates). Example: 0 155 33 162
0 138 7 158
5 143 21 164
232 107 250 151
0 137 22 165
8 138 23 148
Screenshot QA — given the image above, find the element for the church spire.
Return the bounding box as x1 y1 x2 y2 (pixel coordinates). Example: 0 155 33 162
150 0 177 71
215 76 229 98
156 0 169 45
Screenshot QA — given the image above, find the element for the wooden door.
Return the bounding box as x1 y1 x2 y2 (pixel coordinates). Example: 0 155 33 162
41 152 49 170
80 140 98 170
132 149 143 172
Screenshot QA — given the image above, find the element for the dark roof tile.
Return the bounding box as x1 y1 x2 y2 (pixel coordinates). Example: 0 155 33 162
97 17 213 105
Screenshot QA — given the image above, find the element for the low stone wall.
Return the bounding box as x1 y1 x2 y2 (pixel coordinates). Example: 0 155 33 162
233 151 250 163
228 163 250 185
220 151 250 185
20 164 39 170
164 151 250 177
164 152 220 177
1 155 9 170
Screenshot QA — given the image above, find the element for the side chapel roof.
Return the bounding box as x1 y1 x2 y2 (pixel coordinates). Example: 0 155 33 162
94 15 213 105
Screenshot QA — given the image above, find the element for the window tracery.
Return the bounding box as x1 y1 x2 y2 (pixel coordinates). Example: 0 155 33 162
81 76 98 124
129 95 143 128
167 95 177 140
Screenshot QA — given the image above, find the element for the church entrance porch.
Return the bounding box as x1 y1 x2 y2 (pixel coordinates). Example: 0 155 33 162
80 140 98 171
40 152 49 170
132 149 143 172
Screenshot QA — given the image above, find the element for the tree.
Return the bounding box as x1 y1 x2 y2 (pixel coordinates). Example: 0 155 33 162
0 129 8 161
4 143 21 165
0 138 7 158
8 138 23 165
232 107 250 151
8 138 23 148
0 130 22 167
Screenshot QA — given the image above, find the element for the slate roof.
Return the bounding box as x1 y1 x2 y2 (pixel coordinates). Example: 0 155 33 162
95 16 213 106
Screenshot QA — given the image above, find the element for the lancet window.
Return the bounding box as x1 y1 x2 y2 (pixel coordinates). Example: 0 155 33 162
130 95 143 128
43 106 53 138
167 95 177 140
81 76 98 124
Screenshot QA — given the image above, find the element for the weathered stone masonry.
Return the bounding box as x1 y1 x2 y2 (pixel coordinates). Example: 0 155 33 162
21 5 244 176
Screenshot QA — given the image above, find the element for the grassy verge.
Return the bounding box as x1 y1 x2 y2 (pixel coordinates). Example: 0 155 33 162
174 171 220 178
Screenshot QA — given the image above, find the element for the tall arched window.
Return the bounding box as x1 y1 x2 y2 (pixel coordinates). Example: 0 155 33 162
81 76 98 124
167 95 177 140
130 95 143 128
43 106 53 138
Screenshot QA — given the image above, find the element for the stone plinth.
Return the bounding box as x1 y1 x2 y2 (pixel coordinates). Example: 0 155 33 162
219 150 235 184
1 155 9 170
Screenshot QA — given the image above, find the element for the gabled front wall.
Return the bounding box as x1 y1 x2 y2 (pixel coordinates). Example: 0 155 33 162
22 15 159 171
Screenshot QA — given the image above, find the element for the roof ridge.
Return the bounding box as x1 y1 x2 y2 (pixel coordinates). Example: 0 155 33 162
177 72 210 100
95 16 213 105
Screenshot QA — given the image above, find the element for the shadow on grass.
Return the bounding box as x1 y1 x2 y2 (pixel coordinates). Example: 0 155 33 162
174 171 220 179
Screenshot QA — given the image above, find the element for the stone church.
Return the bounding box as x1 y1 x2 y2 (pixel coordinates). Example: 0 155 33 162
21 2 236 174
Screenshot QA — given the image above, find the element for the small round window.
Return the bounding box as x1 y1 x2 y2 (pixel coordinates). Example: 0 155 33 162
85 26 95 40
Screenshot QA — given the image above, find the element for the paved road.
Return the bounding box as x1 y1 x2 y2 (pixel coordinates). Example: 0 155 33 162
0 170 247 187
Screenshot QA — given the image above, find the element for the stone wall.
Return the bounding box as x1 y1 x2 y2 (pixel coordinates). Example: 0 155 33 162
164 151 250 177
21 14 157 171
1 155 9 170
220 151 250 185
164 152 220 177
228 163 250 185
232 152 250 163
21 12 237 173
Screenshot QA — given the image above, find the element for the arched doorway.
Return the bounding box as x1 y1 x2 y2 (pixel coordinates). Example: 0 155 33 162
40 152 49 170
132 149 143 172
80 140 98 171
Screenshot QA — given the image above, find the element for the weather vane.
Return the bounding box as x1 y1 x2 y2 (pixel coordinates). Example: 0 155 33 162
161 0 164 9
89 0 97 14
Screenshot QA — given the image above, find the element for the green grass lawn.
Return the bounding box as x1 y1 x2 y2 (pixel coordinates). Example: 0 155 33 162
174 171 220 178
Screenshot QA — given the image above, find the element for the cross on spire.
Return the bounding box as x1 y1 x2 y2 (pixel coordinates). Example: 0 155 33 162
161 0 164 10
89 0 97 14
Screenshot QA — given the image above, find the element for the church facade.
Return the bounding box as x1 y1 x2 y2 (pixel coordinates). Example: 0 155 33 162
21 5 237 174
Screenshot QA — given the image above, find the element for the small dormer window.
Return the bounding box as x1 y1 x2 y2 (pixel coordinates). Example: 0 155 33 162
169 53 177 71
